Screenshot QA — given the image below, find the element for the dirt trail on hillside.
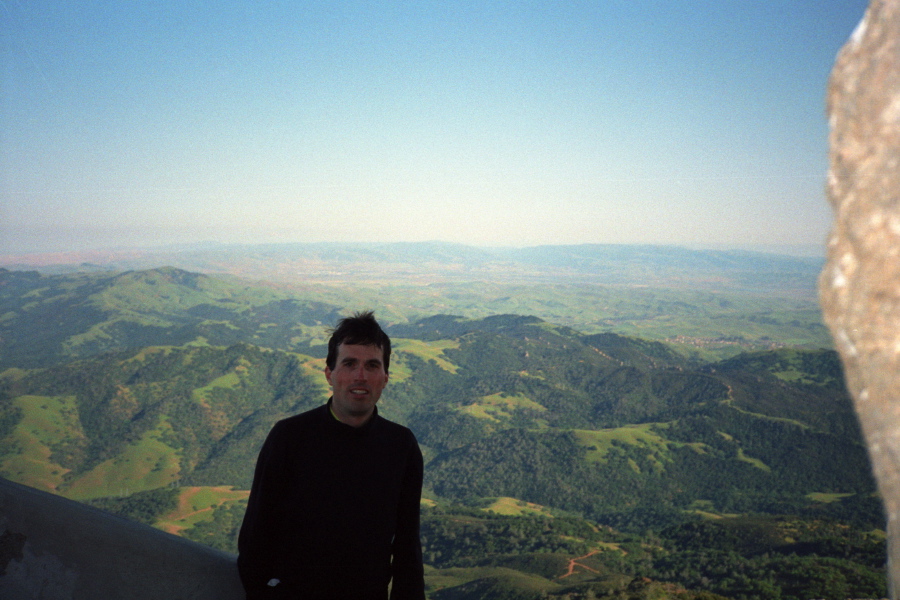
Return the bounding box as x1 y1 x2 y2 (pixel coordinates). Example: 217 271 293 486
157 486 248 535
559 550 601 579
158 487 207 534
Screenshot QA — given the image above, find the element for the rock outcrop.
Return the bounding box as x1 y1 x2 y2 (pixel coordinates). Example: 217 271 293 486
820 0 900 595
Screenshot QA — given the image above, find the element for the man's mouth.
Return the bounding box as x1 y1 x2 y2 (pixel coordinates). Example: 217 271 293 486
349 387 370 396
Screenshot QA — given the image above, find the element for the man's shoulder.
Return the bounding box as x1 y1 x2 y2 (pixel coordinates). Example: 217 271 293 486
375 414 410 432
271 404 328 434
373 414 419 445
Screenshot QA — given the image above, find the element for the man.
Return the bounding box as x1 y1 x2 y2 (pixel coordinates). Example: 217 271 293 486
237 312 426 600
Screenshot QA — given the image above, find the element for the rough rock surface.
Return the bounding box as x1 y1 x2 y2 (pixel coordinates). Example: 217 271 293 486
819 0 900 594
0 477 244 599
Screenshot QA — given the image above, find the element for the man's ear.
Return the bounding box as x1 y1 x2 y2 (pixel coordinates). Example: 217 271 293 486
324 366 333 387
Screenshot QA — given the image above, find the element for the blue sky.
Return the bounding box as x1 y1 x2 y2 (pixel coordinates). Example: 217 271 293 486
1 1 868 254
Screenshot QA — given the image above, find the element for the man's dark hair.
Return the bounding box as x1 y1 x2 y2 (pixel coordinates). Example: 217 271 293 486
326 311 392 374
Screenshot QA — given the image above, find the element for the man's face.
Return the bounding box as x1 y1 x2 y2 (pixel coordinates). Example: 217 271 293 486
325 343 389 425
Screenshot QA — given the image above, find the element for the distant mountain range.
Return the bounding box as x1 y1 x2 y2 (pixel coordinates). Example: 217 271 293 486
1 242 823 296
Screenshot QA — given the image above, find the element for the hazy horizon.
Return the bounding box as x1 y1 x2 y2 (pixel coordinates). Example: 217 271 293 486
2 1 868 254
0 239 828 269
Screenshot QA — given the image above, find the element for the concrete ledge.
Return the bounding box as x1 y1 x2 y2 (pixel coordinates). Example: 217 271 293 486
0 478 244 599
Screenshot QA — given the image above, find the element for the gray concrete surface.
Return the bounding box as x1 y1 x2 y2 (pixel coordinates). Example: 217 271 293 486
0 477 245 599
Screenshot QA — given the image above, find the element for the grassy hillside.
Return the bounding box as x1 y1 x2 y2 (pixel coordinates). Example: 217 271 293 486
0 267 339 369
0 343 328 495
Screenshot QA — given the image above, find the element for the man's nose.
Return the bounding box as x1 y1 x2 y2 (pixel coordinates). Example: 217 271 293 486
354 364 367 378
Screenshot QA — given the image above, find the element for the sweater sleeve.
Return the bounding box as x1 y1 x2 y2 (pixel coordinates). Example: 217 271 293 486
237 422 290 597
389 434 426 600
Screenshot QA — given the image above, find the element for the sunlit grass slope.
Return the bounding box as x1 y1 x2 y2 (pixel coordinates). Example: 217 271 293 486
0 394 82 491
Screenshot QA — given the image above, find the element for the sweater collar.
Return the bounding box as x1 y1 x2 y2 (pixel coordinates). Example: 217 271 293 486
324 398 378 435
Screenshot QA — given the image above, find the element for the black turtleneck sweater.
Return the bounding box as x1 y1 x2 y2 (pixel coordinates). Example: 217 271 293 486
237 402 425 600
